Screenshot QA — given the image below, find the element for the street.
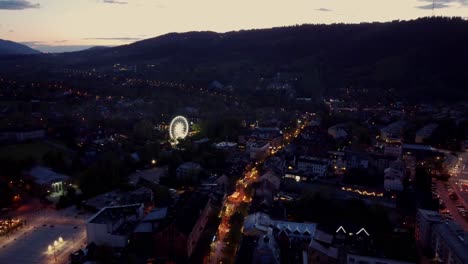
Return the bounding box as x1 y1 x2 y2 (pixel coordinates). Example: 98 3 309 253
207 120 308 263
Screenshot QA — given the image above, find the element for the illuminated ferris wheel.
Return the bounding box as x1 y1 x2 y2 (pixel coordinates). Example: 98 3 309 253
169 116 189 141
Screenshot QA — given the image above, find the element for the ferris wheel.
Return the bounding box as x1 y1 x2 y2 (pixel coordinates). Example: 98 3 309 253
169 116 189 141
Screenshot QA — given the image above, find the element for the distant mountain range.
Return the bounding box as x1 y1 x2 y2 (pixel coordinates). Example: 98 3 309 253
1 17 467 101
0 39 41 55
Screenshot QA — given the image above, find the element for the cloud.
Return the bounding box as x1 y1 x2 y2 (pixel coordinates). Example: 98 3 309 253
54 40 68 43
0 0 40 10
315 8 332 12
21 41 44 46
417 3 450 9
416 0 468 9
84 37 142 42
21 42 100 53
9 30 14 32
102 0 128 4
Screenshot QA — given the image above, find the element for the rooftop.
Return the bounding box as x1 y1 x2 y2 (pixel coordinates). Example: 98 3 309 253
417 209 443 223
434 221 468 263
128 167 167 186
29 166 69 185
87 204 143 225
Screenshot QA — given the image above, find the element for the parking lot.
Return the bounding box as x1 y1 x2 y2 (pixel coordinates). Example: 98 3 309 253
0 208 88 264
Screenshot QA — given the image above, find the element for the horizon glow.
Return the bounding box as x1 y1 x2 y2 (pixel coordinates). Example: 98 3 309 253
0 0 467 52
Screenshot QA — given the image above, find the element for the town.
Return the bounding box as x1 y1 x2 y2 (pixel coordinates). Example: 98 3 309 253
0 68 467 264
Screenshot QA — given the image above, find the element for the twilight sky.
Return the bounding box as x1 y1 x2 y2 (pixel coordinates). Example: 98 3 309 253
0 0 467 52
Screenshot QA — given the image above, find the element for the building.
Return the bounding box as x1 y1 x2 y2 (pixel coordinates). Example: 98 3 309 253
249 127 283 149
296 156 330 178
215 141 238 150
415 124 438 144
415 209 468 263
308 230 338 264
248 141 271 160
28 166 69 197
244 212 316 241
128 167 168 187
328 124 348 139
432 221 468 264
193 138 210 152
328 151 346 174
384 142 402 157
176 162 202 182
83 187 153 211
415 209 443 253
86 204 144 248
347 254 414 264
380 121 406 140
384 160 406 192
344 150 370 169
153 192 214 261
253 230 281 264
0 128 45 142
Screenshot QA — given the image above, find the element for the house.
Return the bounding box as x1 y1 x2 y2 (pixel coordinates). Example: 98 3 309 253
384 160 406 191
86 204 144 248
176 162 202 182
128 166 168 187
249 127 283 149
193 138 210 152
328 124 348 139
380 121 406 140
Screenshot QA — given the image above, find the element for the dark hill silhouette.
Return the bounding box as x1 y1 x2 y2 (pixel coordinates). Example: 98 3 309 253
0 39 41 55
1 17 467 101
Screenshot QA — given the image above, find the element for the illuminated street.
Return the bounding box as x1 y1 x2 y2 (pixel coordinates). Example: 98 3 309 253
208 117 308 264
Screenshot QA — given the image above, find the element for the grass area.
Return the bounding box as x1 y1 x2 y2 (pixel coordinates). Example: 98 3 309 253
0 142 66 164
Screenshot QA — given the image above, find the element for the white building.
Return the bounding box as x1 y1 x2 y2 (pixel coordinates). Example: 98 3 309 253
297 156 330 178
29 166 69 196
384 160 406 192
86 204 144 248
244 212 316 240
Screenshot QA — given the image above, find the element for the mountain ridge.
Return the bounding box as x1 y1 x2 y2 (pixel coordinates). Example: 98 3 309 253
1 17 467 101
0 39 41 55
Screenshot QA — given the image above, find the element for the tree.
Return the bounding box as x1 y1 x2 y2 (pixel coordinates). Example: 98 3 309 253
43 150 66 173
